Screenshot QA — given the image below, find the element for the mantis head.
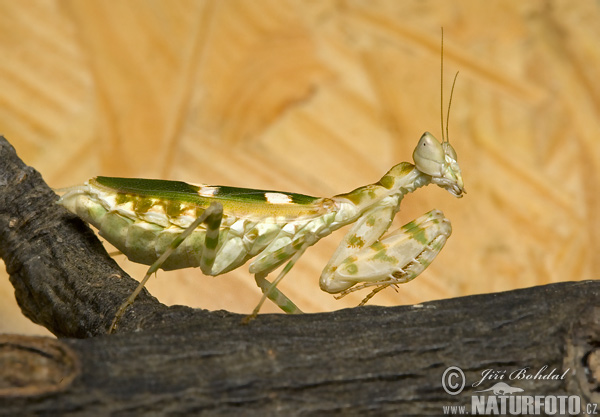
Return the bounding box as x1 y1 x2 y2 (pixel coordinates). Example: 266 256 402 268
413 132 465 198
413 30 466 198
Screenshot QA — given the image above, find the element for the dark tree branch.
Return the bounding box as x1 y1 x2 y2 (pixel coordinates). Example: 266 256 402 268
1 135 600 415
0 136 167 336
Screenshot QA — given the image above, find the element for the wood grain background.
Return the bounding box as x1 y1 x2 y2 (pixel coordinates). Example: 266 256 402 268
1 0 599 336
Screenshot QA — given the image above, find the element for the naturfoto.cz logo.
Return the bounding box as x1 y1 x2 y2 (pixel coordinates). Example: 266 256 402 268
441 365 589 416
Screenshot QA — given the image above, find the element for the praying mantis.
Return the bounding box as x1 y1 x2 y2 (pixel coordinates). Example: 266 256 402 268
57 36 465 333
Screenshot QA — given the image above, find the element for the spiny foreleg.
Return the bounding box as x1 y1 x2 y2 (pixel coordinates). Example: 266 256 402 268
324 209 452 304
319 198 401 294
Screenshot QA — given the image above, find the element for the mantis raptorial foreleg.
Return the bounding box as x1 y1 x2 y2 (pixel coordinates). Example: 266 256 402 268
319 198 401 294
109 202 223 332
322 209 452 303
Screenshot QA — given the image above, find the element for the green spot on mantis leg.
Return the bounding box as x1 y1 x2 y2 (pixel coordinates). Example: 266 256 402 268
402 221 428 245
347 235 365 248
344 263 358 275
373 249 398 264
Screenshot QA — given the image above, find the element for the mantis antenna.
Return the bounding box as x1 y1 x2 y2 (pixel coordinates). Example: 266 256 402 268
440 28 460 145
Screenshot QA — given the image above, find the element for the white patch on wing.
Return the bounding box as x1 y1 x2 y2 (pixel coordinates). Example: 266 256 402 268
198 186 219 197
264 192 293 204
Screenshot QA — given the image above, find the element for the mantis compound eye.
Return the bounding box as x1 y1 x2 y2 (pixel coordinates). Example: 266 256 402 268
442 142 458 162
413 132 445 177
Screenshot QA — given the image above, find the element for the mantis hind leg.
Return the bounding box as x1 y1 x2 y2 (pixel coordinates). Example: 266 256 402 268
109 202 224 333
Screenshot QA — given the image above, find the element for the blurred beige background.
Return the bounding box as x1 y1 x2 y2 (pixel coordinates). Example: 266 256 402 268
1 0 599 336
